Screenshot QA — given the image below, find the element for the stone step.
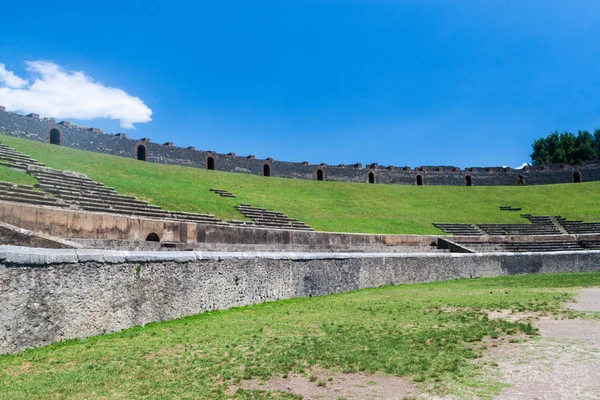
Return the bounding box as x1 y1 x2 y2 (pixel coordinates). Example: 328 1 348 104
55 195 159 210
0 181 37 190
0 194 68 207
43 189 154 206
37 184 140 202
0 162 28 171
70 200 163 214
34 174 111 189
170 210 216 218
0 187 50 200
78 206 224 224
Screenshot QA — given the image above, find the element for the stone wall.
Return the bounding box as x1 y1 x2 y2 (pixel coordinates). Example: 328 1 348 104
1 246 599 354
0 200 439 248
1 109 598 185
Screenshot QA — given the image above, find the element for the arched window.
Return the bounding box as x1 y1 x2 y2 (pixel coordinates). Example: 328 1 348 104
136 144 147 161
263 163 271 177
49 128 61 145
465 175 472 186
416 175 423 186
316 169 324 181
517 175 525 186
145 232 160 242
573 171 581 183
368 172 375 184
206 156 215 170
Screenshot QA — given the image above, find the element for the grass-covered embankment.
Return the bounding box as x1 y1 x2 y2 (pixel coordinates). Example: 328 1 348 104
1 134 600 234
0 164 39 186
1 272 598 399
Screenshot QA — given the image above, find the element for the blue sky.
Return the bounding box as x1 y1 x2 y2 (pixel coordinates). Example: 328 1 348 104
1 1 599 168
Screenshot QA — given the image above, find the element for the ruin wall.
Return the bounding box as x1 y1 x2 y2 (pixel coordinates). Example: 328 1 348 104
2 246 600 354
1 108 599 185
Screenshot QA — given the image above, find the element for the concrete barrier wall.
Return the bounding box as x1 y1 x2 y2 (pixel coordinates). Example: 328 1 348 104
0 200 194 243
2 245 599 354
0 200 439 248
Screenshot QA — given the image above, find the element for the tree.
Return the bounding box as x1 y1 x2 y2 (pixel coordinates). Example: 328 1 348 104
530 130 600 165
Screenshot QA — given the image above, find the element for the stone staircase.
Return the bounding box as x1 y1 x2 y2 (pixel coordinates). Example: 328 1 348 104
435 213 563 236
0 142 317 231
0 142 226 225
555 217 600 235
229 204 314 231
433 223 484 236
499 205 522 212
0 143 45 171
28 165 225 224
0 181 68 208
210 188 236 198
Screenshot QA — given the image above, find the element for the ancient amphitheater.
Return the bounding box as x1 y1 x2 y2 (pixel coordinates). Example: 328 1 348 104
0 107 599 359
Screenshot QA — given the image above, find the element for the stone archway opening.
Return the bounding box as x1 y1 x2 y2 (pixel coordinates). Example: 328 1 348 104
573 171 581 183
517 175 525 186
465 175 472 186
263 164 271 177
416 175 423 186
49 128 61 145
136 145 147 161
368 172 375 184
145 232 160 242
207 156 215 170
316 169 324 181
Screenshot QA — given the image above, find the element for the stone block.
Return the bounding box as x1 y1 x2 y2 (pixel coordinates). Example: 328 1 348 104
0 246 78 264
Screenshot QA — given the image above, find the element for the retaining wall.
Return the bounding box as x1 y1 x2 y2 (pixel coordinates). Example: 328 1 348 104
0 200 439 248
1 109 598 185
2 246 600 354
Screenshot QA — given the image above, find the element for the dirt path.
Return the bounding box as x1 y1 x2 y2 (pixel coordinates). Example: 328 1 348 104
239 289 600 399
241 369 425 400
494 288 600 400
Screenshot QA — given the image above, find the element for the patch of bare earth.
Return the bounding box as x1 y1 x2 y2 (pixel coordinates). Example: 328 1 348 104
239 368 441 400
491 288 600 400
236 290 600 399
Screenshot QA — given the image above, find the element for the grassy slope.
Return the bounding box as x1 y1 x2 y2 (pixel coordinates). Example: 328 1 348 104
1 272 598 399
1 134 600 234
0 164 39 186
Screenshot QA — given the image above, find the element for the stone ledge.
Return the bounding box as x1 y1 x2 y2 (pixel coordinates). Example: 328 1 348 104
2 245 600 265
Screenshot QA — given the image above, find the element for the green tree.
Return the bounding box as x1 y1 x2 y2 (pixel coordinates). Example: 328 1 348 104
530 130 599 165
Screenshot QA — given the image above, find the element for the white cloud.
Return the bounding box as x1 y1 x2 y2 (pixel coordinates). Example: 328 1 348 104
0 64 28 88
515 162 529 169
0 61 152 128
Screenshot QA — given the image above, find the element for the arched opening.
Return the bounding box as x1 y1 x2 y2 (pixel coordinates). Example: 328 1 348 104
316 169 324 181
416 175 423 186
145 232 160 242
49 128 61 145
136 144 147 161
368 172 375 184
206 156 215 170
465 175 472 186
263 163 271 177
517 175 525 186
573 171 581 183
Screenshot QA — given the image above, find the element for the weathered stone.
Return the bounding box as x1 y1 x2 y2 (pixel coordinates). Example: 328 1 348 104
2 246 600 354
1 109 596 185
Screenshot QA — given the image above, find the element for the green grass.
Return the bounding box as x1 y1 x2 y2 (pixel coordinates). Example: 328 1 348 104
1 134 600 234
1 272 598 399
0 164 39 186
